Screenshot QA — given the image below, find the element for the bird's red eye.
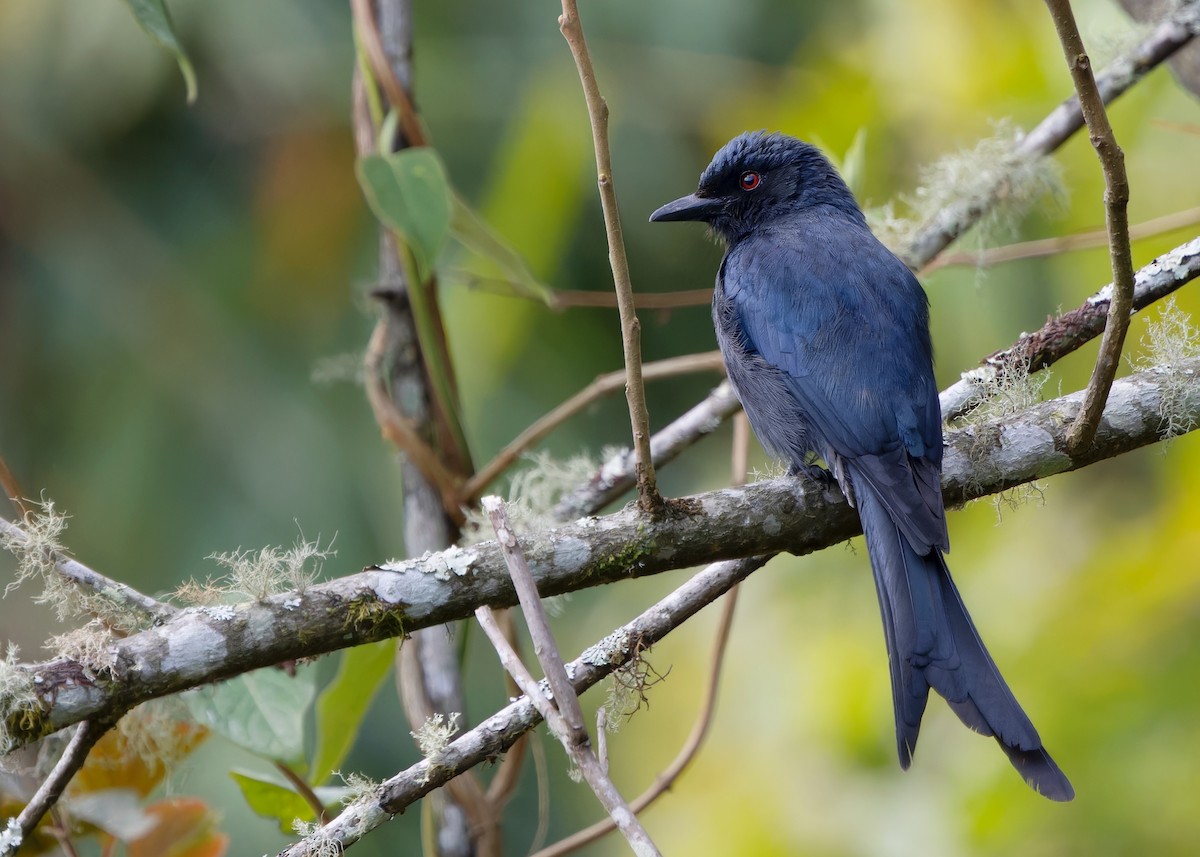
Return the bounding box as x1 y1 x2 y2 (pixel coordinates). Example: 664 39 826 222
740 171 760 191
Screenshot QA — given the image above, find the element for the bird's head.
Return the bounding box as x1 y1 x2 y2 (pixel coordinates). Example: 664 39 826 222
649 131 864 243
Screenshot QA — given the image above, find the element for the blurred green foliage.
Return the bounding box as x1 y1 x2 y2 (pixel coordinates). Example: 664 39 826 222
2 0 1200 854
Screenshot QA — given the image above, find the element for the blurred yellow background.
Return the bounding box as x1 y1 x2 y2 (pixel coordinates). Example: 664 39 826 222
2 0 1199 854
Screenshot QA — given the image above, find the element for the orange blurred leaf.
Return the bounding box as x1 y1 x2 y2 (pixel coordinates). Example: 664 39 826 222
73 722 208 798
127 797 229 857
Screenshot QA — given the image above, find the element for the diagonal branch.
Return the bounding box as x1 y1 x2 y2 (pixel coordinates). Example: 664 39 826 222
8 358 1199 754
2 720 110 857
940 236 1200 420
0 517 177 627
905 0 1200 269
1043 0 1137 453
553 381 742 521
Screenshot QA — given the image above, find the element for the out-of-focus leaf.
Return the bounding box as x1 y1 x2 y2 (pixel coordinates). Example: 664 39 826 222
449 194 557 306
70 789 158 841
127 797 228 857
183 667 316 767
119 0 198 103
840 128 868 201
73 721 208 798
356 148 452 282
312 639 394 783
231 770 356 834
230 770 312 834
812 129 868 201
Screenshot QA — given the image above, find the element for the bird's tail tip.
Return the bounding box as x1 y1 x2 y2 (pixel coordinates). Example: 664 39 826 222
1003 743 1075 802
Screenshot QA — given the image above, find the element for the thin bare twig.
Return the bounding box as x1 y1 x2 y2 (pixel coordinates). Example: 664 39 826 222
558 0 661 515
481 498 587 738
923 206 1200 272
550 288 714 311
0 516 178 626
48 808 80 857
5 721 109 856
1044 0 1137 453
480 496 662 857
462 352 725 502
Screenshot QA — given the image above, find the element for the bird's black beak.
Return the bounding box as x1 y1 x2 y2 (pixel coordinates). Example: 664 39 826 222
649 193 722 223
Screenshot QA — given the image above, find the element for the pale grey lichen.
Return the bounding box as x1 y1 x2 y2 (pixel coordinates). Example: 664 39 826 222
0 644 39 756
46 620 117 677
411 712 460 763
581 630 631 668
290 819 342 857
207 536 333 601
868 120 1065 261
957 351 1051 519
461 451 600 546
0 500 117 625
1136 298 1200 439
201 605 236 622
0 817 22 854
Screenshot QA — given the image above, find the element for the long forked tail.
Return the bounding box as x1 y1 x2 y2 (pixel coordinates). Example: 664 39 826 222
855 485 1075 801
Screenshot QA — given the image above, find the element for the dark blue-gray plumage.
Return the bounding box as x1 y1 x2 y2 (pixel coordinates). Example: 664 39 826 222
650 131 1073 801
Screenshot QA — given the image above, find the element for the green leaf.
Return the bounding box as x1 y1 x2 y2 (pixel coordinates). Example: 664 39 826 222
356 148 453 282
840 128 868 201
312 640 395 783
183 666 316 767
119 0 197 103
230 770 354 834
448 193 557 306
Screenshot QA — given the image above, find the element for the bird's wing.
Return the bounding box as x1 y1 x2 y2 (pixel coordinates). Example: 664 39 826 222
722 223 947 553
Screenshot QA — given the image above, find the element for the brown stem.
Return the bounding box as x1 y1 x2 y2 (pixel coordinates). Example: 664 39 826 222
363 317 466 524
274 761 329 825
923 206 1200 273
558 0 662 515
1043 0 1137 453
349 0 425 147
549 288 714 310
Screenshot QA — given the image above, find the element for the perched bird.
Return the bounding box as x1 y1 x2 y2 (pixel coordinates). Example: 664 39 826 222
650 131 1073 801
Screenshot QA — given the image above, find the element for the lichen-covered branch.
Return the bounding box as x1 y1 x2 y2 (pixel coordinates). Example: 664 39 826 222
5 358 1198 755
904 0 1200 269
279 555 768 856
940 236 1200 420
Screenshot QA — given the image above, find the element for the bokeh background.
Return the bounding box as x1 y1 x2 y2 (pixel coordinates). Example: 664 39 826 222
2 0 1200 854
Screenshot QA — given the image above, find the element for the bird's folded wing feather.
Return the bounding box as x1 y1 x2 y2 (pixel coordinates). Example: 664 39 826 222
723 226 948 553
